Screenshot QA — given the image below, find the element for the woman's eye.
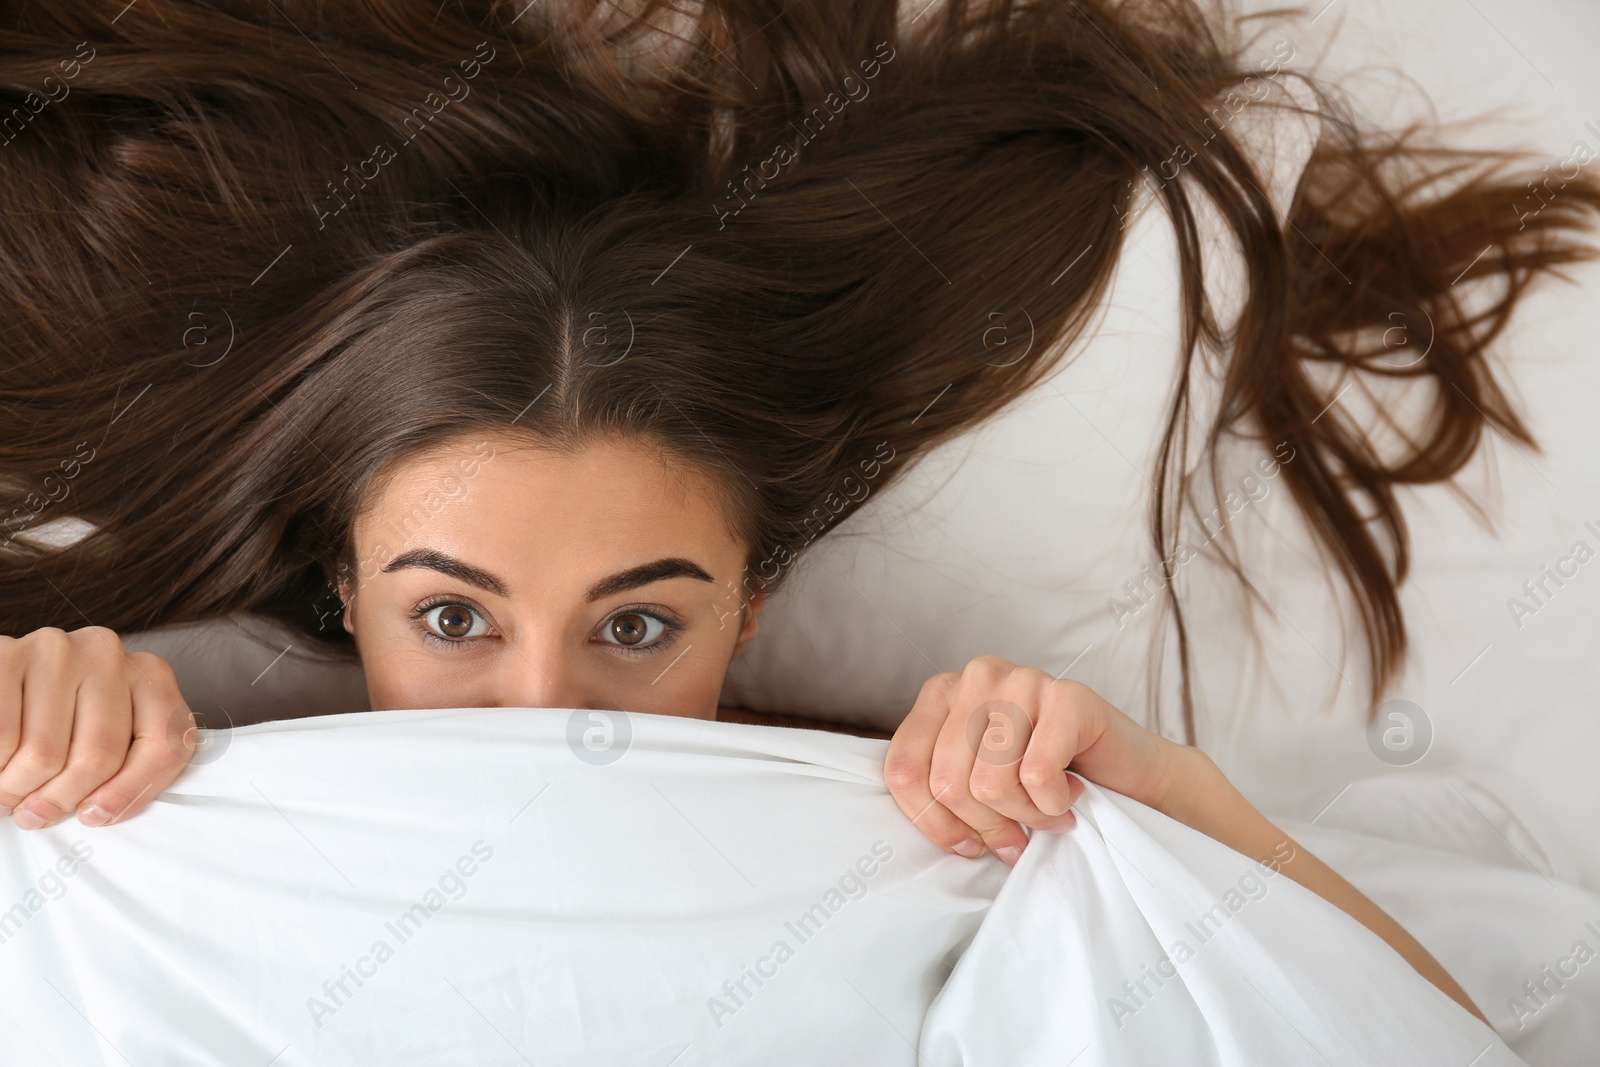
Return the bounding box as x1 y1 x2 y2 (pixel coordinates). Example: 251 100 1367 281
421 603 490 641
598 610 676 652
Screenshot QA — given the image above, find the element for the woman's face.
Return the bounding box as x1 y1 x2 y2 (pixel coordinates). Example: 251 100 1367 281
339 430 764 719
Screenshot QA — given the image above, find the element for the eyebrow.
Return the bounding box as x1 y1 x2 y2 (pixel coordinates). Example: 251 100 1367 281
379 548 716 602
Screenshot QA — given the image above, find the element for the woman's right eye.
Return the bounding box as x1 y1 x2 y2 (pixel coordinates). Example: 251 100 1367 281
419 602 491 642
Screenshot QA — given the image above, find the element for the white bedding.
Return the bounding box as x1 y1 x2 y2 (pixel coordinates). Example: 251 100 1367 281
0 708 1520 1065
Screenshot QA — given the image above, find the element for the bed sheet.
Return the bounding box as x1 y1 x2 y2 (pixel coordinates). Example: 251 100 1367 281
0 707 1516 1065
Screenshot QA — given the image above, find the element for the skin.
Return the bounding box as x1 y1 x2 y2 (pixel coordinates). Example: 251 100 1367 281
0 628 192 830
337 430 765 718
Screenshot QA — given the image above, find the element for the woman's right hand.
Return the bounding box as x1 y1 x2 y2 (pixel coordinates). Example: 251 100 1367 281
0 626 196 830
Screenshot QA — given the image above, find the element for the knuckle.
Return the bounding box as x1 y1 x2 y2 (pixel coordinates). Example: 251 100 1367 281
1017 759 1062 793
881 754 925 793
23 626 71 662
965 654 1014 677
73 741 131 778
1010 664 1051 691
915 671 961 702
125 650 177 682
11 741 67 776
926 765 966 802
967 779 1001 805
967 767 1008 804
71 624 122 650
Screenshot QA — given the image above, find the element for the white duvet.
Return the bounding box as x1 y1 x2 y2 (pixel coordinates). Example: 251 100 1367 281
0 708 1520 1065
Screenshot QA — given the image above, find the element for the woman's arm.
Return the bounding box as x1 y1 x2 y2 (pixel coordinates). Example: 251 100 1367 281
1149 740 1489 1026
883 656 1490 1027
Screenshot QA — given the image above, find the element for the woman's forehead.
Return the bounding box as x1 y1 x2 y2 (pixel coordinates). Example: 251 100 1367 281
351 431 741 584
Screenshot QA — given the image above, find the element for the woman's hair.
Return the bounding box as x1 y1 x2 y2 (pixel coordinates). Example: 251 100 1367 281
3 0 1598 742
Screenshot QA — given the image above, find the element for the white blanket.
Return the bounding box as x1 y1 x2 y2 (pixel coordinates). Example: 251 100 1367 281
0 708 1519 1065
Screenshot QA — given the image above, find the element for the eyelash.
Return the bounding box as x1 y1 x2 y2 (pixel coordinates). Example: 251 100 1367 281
406 596 685 657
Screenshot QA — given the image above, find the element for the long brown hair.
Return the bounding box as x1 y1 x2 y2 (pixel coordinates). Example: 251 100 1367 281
3 0 1597 743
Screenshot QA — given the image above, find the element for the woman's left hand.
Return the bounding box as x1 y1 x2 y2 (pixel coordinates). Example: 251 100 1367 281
883 655 1182 866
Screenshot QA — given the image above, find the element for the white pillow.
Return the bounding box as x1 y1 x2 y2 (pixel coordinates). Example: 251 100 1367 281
122 613 371 729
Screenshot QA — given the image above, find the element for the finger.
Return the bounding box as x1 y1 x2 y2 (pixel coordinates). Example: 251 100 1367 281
15 663 132 829
931 670 1030 862
77 652 194 827
1015 676 1093 821
964 686 1055 828
884 672 987 859
1022 773 1085 833
965 666 1088 832
0 629 76 819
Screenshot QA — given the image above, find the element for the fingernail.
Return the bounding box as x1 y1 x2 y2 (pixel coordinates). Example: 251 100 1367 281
952 839 985 859
0 805 11 818
995 845 1023 867
12 809 46 831
78 805 110 827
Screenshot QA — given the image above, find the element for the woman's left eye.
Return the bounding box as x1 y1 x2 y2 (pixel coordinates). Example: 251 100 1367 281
597 609 681 654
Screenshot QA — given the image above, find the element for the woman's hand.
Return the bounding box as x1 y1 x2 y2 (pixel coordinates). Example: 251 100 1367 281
884 655 1183 866
0 626 197 830
883 654 1494 1025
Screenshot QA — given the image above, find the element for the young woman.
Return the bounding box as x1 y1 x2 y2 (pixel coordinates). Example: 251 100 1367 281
3 0 1597 1029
